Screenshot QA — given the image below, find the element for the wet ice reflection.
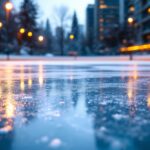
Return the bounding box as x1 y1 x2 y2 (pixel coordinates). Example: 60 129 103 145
0 62 150 150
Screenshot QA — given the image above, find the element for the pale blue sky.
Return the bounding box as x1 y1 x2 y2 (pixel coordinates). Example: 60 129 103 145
13 0 94 26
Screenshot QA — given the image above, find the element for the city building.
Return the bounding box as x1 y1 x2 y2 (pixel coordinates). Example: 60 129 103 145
126 0 150 44
119 0 128 25
94 0 120 43
86 4 95 51
135 0 150 44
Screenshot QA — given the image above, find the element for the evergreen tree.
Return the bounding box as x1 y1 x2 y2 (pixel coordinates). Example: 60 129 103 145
45 19 53 53
19 0 38 51
71 12 79 40
19 0 37 30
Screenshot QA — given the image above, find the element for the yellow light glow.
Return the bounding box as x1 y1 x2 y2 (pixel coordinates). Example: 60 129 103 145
0 22 3 28
38 35 44 42
148 8 150 14
0 82 2 98
5 2 13 11
129 6 135 12
99 4 108 9
28 31 33 37
147 95 150 108
128 78 133 101
20 65 25 92
120 44 150 52
39 64 44 87
19 28 25 34
128 17 134 24
69 34 75 40
5 97 15 118
28 67 32 89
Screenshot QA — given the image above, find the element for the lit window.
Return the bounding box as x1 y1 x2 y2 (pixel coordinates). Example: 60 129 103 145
129 6 135 12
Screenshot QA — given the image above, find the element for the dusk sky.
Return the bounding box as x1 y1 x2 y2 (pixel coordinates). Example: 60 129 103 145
13 0 94 27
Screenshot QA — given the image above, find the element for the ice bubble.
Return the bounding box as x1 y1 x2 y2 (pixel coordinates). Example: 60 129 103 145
41 136 49 143
49 138 62 148
112 114 128 121
99 126 107 132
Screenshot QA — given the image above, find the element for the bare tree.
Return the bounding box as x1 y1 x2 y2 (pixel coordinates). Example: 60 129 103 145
53 5 71 56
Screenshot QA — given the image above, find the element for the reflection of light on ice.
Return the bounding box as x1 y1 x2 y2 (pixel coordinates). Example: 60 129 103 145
133 64 138 80
39 64 44 87
127 65 138 104
28 67 33 88
128 78 133 101
0 81 2 98
5 94 16 118
147 95 150 108
49 138 62 148
20 65 25 92
112 114 128 121
0 121 13 133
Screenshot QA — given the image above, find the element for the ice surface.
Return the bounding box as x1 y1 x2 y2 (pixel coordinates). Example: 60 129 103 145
0 61 150 150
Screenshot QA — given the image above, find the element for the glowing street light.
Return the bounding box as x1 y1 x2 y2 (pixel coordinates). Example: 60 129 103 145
27 31 33 37
38 35 44 42
128 17 134 24
5 1 13 12
148 8 150 14
69 34 75 40
0 22 3 29
19 28 25 34
4 1 13 61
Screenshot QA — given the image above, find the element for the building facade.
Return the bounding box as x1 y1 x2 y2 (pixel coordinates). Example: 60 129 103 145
126 0 150 44
94 0 120 43
135 0 150 44
86 4 94 51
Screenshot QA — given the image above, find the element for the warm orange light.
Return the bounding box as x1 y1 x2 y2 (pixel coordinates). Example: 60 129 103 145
38 35 44 42
128 17 134 24
5 2 13 11
28 31 33 37
120 44 150 52
129 6 135 12
99 4 108 9
19 28 25 34
0 22 3 28
20 65 25 92
148 8 150 14
147 95 150 108
69 34 75 40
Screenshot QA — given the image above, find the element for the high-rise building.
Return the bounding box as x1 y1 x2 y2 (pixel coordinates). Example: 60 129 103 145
135 0 150 44
86 4 94 50
119 0 128 25
94 0 120 43
126 0 150 44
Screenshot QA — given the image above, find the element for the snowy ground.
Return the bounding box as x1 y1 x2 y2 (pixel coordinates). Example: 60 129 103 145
0 55 150 61
0 61 150 150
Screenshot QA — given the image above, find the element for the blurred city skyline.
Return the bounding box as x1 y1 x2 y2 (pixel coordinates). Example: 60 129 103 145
13 0 94 26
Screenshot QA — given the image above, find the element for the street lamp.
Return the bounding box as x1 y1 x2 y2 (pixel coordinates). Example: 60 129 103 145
69 34 75 40
27 31 33 37
38 35 44 42
4 1 13 60
148 8 150 14
0 22 3 29
5 1 13 11
19 28 25 34
128 17 134 25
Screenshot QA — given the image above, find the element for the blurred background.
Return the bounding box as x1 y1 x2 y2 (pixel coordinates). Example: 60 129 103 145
0 0 150 56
